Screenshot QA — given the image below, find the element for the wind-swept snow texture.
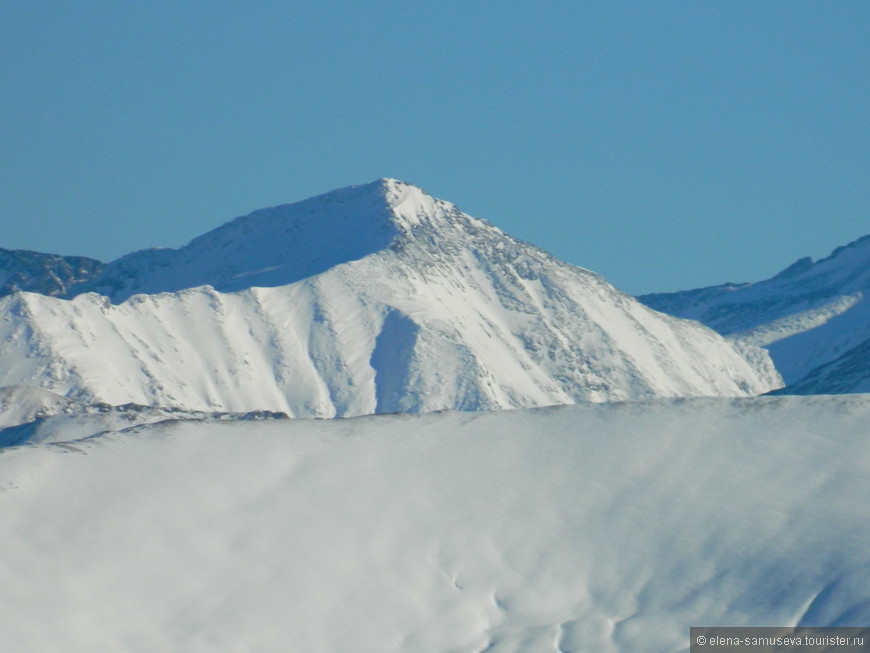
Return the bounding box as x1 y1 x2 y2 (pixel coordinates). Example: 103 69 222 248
1 396 869 652
640 234 870 393
0 180 780 415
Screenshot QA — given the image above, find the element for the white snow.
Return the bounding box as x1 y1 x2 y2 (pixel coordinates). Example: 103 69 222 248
731 293 862 349
760 291 870 384
0 180 781 416
1 395 869 652
640 234 870 389
74 180 401 302
0 386 73 428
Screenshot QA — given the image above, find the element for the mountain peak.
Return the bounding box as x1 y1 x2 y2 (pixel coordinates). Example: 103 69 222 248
71 180 417 302
65 179 481 302
0 178 782 415
379 178 455 228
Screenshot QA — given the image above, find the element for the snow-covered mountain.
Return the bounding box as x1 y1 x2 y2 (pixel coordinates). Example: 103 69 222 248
2 396 869 652
0 180 780 416
640 233 870 391
770 337 870 395
0 248 102 298
65 181 401 302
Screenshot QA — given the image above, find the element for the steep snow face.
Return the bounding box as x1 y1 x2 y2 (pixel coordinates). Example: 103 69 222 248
640 234 870 385
0 181 780 414
0 248 102 298
2 397 869 652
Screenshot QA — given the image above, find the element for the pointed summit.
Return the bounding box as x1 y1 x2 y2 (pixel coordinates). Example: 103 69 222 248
70 179 417 302
66 179 499 303
379 178 452 227
0 179 782 415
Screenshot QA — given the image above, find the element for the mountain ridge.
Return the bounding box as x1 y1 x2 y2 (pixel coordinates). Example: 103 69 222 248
0 248 102 298
67 179 408 302
640 231 870 392
0 179 781 417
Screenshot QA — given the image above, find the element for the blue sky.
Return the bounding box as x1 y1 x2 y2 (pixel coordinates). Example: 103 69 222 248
2 1 868 294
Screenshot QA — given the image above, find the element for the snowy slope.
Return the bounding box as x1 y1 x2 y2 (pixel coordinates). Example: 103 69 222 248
0 180 780 415
0 386 74 428
67 181 400 302
0 396 287 448
771 336 870 395
0 248 102 298
640 234 870 386
2 396 869 653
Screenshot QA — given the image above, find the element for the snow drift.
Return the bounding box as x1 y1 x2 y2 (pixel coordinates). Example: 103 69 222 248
1 395 868 652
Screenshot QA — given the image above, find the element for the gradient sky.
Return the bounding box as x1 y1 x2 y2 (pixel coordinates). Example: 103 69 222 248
2 1 868 294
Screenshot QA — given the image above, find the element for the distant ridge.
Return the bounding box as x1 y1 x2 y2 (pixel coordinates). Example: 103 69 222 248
0 248 102 298
641 232 870 393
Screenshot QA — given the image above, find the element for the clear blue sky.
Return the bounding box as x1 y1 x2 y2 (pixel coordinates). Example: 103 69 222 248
2 1 868 294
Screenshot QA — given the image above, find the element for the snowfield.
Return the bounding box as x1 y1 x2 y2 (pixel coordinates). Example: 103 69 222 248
0 179 863 651
2 395 869 653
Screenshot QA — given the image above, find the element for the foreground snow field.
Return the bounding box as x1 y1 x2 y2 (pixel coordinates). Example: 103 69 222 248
2 396 869 653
